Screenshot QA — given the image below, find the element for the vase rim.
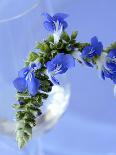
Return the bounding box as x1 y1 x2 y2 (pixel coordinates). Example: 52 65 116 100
0 0 41 23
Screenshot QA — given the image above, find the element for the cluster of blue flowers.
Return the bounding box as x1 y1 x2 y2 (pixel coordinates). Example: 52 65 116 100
13 12 116 149
13 12 116 98
13 13 75 97
81 36 116 87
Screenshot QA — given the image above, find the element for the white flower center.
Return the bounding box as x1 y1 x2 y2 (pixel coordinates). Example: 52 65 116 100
89 47 95 55
51 64 62 76
53 20 63 44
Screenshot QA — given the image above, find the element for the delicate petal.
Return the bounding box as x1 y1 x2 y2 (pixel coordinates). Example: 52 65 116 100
107 49 116 58
13 77 27 92
58 66 68 74
65 54 75 68
52 53 64 65
106 62 116 71
27 74 40 96
46 61 55 72
101 70 105 80
53 13 69 20
82 46 92 58
61 21 68 30
42 13 53 22
103 68 112 78
43 21 55 32
84 60 93 67
91 36 98 47
51 76 60 85
95 42 103 55
18 67 30 78
88 49 97 58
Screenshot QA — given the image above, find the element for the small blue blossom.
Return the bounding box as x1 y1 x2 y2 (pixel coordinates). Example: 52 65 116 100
101 49 116 84
81 36 103 67
42 12 68 32
46 53 75 85
13 62 41 96
43 13 68 43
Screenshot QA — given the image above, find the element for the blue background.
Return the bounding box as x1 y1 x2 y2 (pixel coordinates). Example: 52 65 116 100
0 0 116 154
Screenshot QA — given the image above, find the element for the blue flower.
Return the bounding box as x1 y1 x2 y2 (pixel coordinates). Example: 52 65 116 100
42 12 68 32
13 62 41 96
81 36 103 67
101 49 116 84
46 53 75 84
43 13 68 43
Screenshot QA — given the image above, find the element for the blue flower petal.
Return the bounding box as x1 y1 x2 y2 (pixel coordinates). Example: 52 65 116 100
101 70 105 80
106 62 116 71
42 13 53 22
65 54 75 68
53 13 68 21
43 21 55 32
13 77 27 92
82 46 92 58
27 74 40 96
61 21 68 30
18 67 30 78
51 76 60 85
84 61 93 67
107 49 116 58
103 68 112 78
91 36 98 47
58 66 68 74
46 61 55 72
95 42 103 55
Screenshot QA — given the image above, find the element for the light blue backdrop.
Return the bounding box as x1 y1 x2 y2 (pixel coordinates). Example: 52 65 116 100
0 0 116 154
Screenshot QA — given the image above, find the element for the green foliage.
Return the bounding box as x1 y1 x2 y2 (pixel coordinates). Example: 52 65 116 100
36 42 50 52
13 67 51 148
60 31 70 42
25 52 39 66
71 31 78 40
14 31 90 148
47 35 54 43
28 52 39 61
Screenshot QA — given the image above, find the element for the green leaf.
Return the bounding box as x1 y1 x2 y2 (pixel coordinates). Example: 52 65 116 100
28 52 39 62
61 32 70 42
71 31 78 40
25 61 30 66
36 42 50 52
47 35 54 43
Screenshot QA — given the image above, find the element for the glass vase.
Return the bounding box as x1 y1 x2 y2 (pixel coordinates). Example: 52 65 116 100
0 0 71 154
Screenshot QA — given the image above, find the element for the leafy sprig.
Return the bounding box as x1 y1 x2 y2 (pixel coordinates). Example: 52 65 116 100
14 28 116 148
13 31 83 148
